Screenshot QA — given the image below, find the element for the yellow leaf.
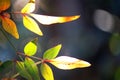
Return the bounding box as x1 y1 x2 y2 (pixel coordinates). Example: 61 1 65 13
40 63 54 80
23 16 43 36
1 16 19 39
0 0 10 12
21 1 35 13
30 14 80 25
49 56 91 70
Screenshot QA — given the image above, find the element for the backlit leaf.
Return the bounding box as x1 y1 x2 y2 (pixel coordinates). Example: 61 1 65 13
0 0 10 12
40 63 54 80
16 61 32 80
30 14 80 25
43 44 62 59
23 16 43 36
49 56 91 70
1 17 19 39
24 57 40 80
21 0 35 13
24 38 38 56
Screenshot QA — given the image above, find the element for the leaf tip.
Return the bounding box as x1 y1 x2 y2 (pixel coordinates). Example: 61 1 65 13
71 15 80 21
81 60 91 68
15 34 19 39
57 44 62 49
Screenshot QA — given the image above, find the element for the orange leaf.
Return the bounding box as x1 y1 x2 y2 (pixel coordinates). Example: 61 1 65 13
0 0 10 12
23 16 43 36
1 16 19 39
21 1 35 13
30 14 80 25
49 56 91 70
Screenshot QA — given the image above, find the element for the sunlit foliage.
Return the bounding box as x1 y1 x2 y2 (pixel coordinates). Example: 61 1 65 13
0 0 19 39
0 0 80 38
15 40 91 80
0 0 91 80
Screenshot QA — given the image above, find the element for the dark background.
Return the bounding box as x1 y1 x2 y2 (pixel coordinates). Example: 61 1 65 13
0 0 120 80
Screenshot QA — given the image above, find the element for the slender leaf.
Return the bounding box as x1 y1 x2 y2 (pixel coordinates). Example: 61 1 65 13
16 61 32 80
1 17 19 39
49 56 91 70
23 16 43 36
24 57 40 80
43 44 62 59
24 38 38 56
0 0 10 11
40 63 54 80
30 14 80 25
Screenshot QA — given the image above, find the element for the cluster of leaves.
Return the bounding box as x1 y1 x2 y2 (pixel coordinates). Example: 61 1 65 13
0 38 91 80
0 0 80 39
0 0 91 80
17 38 90 80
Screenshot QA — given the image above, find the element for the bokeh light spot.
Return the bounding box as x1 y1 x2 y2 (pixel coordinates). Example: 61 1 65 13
94 9 114 33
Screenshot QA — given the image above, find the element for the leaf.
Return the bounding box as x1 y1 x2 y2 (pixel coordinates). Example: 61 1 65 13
49 56 91 70
40 63 54 80
23 16 43 36
43 44 62 59
0 0 10 12
24 38 38 56
16 61 32 80
30 14 80 25
1 17 19 39
109 33 120 55
24 57 40 80
21 1 35 13
0 61 13 73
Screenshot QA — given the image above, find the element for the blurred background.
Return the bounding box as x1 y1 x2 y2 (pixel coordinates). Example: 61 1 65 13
0 0 120 80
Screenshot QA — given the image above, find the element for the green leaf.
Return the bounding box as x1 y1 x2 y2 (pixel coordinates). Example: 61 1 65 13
40 63 54 80
24 57 40 80
24 38 38 56
16 61 32 80
43 44 62 59
109 33 120 55
0 61 13 73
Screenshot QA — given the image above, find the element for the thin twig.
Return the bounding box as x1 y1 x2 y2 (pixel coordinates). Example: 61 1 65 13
0 27 17 52
17 52 43 60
